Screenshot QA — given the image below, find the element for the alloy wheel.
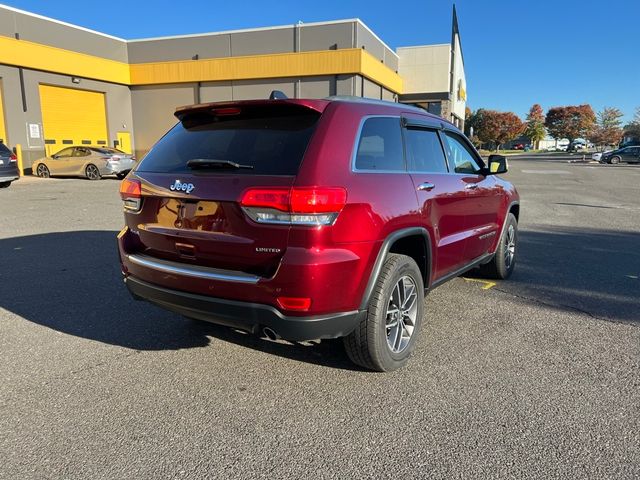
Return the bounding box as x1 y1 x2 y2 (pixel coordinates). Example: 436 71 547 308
385 275 418 353
86 164 100 180
504 224 516 270
37 164 49 178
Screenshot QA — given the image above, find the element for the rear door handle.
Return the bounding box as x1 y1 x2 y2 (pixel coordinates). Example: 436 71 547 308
465 184 479 190
417 182 435 191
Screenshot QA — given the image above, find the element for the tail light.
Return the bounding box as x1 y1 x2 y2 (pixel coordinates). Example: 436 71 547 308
240 187 347 225
9 154 17 163
119 178 142 212
277 296 312 311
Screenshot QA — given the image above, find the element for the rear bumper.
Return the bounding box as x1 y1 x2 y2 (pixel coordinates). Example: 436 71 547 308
125 275 365 341
0 165 19 183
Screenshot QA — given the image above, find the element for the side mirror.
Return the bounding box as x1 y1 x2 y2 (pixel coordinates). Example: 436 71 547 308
486 154 508 175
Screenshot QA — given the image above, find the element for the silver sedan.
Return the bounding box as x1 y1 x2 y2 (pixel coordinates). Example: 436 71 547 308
32 146 136 180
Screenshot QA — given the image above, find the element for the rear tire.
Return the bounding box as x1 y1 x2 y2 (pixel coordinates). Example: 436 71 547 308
343 253 424 372
85 164 101 180
479 213 518 279
36 164 50 178
0 181 11 188
116 171 128 180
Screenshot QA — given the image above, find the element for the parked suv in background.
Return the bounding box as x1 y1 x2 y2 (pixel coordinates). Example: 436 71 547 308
0 142 19 188
600 146 640 164
117 96 520 371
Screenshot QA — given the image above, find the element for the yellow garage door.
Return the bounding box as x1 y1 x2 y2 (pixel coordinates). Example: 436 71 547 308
0 81 7 145
39 85 108 156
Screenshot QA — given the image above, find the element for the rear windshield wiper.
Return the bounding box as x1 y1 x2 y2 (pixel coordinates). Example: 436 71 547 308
186 159 254 170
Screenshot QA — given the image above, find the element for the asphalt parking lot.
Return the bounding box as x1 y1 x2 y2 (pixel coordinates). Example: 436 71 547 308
1 157 639 479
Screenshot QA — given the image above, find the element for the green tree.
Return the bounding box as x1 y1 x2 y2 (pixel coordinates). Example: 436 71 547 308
589 107 624 150
524 104 546 149
623 107 640 140
545 105 596 150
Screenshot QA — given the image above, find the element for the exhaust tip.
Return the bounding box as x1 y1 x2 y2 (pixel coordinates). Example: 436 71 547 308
262 327 279 341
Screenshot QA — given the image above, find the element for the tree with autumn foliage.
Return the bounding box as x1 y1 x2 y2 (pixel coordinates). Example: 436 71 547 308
545 105 596 150
472 109 525 151
623 107 640 140
524 104 546 149
589 107 624 150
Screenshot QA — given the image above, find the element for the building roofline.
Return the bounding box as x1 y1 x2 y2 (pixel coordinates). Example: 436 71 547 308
353 19 398 58
128 18 399 58
0 3 126 42
0 6 400 60
396 43 451 51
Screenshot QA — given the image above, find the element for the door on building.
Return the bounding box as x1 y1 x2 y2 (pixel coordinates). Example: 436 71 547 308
39 84 108 156
0 80 7 145
116 132 132 154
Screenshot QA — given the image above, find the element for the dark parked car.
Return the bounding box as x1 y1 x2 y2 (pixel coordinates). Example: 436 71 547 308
0 142 19 188
117 96 520 371
600 146 640 164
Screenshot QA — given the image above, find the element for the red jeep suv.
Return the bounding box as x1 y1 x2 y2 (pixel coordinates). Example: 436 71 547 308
117 96 519 371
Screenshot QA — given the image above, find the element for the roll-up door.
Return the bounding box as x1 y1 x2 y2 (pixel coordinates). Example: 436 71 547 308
39 85 108 156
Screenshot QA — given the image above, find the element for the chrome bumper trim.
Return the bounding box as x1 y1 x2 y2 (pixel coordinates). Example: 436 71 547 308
126 253 260 284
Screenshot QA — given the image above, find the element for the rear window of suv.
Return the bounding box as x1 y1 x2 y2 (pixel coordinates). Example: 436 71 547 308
136 106 320 175
0 143 12 156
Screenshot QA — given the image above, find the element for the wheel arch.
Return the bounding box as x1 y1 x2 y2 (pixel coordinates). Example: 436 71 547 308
359 227 432 310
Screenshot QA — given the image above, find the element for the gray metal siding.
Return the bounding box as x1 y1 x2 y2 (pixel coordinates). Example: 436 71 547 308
1 7 128 62
298 23 355 51
382 87 395 101
229 28 295 56
128 36 232 63
356 24 386 64
232 78 295 100
0 8 14 38
299 76 336 98
363 77 382 99
384 46 398 71
130 85 196 158
200 81 233 103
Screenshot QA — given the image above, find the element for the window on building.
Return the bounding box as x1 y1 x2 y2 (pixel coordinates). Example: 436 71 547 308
426 102 442 117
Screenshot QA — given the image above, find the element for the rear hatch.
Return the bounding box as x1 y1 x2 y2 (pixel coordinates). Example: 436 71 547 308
127 101 326 278
0 143 17 175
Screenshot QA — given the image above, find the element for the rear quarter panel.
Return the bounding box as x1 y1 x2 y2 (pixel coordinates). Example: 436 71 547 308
292 102 429 306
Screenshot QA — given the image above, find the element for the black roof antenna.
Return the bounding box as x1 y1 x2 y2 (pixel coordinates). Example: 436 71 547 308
269 90 288 100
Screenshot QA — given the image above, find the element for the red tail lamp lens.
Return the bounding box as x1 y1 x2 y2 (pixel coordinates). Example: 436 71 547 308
290 187 347 214
119 178 141 199
240 188 290 211
277 297 312 311
241 187 347 213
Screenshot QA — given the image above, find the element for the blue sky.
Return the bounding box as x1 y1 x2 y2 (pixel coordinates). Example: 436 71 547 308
4 0 639 122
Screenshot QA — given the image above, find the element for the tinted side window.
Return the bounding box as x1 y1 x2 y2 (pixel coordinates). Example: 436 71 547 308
73 148 91 157
405 128 448 173
443 132 482 174
54 148 74 158
355 117 405 172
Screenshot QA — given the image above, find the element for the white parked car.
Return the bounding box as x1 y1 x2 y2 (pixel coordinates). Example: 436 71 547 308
592 151 611 162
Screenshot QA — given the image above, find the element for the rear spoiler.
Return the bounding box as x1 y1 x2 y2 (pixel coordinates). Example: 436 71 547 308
174 98 330 122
